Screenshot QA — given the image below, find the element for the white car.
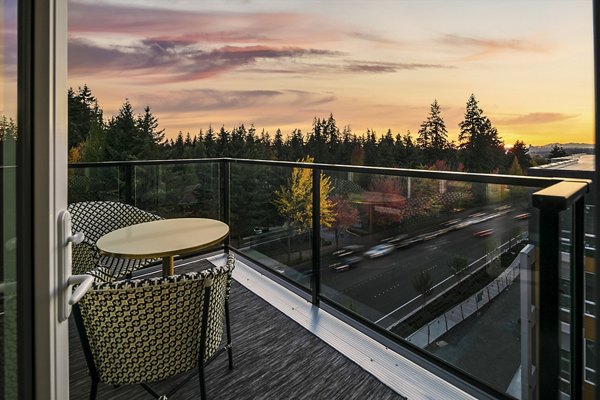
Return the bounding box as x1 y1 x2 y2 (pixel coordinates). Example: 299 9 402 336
364 244 394 258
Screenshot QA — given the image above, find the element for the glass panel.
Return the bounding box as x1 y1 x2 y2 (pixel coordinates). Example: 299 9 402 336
68 166 121 203
1 0 18 396
320 169 536 396
229 163 313 289
132 163 220 219
67 162 221 220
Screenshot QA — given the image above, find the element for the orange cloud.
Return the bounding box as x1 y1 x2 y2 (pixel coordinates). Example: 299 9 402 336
495 112 578 125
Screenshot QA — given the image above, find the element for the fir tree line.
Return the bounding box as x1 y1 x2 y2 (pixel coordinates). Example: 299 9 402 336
68 85 536 174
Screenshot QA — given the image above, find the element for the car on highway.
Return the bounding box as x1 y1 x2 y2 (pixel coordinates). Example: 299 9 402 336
364 243 395 258
253 226 270 235
332 244 364 258
385 234 409 245
400 237 421 248
441 218 461 227
329 256 362 272
474 229 494 237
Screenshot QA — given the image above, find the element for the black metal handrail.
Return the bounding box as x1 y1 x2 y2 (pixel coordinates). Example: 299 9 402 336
70 157 568 187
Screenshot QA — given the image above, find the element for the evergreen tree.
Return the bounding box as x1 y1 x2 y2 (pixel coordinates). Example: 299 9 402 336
273 129 285 160
172 131 185 158
377 129 396 167
507 140 531 172
458 94 504 172
68 84 103 150
363 130 378 166
136 106 165 158
0 115 18 142
105 99 139 160
402 131 418 168
417 99 449 164
203 126 216 158
549 144 568 159
78 119 106 162
216 126 230 156
287 129 305 161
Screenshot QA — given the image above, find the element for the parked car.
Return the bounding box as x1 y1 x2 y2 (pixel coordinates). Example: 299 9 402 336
364 243 394 258
329 256 362 272
332 244 364 258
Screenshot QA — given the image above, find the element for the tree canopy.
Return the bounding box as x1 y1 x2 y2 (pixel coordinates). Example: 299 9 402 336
458 94 504 173
67 85 556 178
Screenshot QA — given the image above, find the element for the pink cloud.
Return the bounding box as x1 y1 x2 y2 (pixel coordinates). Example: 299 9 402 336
69 2 325 44
439 34 550 60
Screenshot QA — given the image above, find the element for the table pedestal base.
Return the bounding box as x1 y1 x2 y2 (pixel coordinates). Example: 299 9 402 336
162 256 174 277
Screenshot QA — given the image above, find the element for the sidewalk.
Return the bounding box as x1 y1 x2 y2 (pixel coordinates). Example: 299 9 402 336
427 278 521 395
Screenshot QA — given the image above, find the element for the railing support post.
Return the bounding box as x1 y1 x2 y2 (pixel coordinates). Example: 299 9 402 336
570 197 584 400
124 165 133 205
222 159 230 251
311 168 321 306
536 207 561 399
533 181 588 399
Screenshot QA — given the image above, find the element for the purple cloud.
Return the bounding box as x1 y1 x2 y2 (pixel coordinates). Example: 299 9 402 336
69 38 342 82
346 61 452 73
135 89 335 113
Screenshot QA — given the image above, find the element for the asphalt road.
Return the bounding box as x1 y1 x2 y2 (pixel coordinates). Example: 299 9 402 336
242 206 530 325
322 213 528 322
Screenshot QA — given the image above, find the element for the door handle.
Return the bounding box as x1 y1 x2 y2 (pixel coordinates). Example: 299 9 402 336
68 274 94 305
58 210 94 322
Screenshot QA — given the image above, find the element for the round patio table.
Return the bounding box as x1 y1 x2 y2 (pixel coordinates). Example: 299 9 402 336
96 218 229 276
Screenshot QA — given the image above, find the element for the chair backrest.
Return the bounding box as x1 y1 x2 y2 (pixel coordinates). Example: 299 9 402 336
204 256 235 362
68 201 163 245
72 242 99 276
75 256 235 385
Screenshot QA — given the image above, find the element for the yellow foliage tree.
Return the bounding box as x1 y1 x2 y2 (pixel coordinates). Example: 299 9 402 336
274 156 335 232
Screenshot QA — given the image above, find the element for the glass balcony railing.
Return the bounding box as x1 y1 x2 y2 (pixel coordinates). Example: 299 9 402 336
68 157 591 400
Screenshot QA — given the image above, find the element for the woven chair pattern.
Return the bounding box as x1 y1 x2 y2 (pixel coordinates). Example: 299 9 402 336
68 201 163 279
72 242 114 282
77 258 235 386
204 255 235 361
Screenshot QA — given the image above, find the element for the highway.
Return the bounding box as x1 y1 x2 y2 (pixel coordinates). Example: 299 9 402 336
242 206 530 326
321 212 528 324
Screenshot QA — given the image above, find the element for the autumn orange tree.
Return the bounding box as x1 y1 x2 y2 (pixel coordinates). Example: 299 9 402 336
331 195 360 249
273 157 335 260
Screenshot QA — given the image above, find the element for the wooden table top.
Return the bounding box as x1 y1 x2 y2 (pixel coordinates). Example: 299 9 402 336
96 218 229 259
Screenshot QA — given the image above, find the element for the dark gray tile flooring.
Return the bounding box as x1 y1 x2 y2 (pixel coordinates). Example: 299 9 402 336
69 258 405 400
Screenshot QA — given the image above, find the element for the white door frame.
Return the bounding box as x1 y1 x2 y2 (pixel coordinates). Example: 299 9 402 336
31 0 69 398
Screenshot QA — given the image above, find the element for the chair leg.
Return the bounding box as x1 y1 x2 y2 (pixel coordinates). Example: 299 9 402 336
90 378 99 400
225 300 234 370
227 345 234 370
198 362 207 400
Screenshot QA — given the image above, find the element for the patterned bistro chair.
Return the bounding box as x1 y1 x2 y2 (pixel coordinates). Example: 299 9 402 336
68 201 164 280
73 255 236 400
71 242 115 283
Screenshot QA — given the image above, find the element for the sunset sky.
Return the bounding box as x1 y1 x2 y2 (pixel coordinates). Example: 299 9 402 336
67 0 595 145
